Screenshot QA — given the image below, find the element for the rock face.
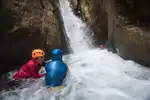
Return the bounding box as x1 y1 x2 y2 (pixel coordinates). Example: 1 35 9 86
70 0 150 66
70 0 108 45
114 0 150 66
0 0 66 74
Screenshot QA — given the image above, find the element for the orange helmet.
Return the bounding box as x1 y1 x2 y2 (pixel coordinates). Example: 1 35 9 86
32 49 45 59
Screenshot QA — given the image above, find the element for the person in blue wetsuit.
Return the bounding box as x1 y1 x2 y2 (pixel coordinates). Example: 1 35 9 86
45 49 68 87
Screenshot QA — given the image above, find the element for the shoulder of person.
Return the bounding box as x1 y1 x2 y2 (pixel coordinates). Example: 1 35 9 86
27 59 37 66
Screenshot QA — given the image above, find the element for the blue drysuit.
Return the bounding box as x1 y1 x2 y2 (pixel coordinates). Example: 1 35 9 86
45 49 68 87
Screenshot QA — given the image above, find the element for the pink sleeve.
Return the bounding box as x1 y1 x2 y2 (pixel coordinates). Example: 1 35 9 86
32 72 40 78
27 62 39 78
13 63 32 79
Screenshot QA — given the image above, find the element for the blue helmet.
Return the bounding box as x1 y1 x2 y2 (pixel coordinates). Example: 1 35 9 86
51 49 63 60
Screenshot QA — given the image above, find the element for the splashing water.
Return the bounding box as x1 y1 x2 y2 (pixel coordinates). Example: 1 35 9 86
1 49 150 100
58 0 95 53
1 0 150 100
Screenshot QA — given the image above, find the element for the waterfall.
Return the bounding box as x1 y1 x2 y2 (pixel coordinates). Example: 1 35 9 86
1 0 150 100
58 0 95 53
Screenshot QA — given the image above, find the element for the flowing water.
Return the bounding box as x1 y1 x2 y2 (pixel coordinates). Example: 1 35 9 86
58 0 95 53
1 0 150 100
1 49 150 100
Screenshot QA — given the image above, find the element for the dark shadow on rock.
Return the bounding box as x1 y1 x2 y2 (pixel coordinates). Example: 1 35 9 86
113 0 150 67
0 9 21 75
73 3 85 21
70 0 85 20
116 0 150 31
92 1 108 46
0 9 21 44
106 39 117 53
0 28 46 76
0 0 70 75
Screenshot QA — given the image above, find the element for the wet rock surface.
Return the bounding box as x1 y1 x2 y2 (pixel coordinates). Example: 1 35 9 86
70 0 150 67
69 0 108 46
114 0 150 67
0 0 67 75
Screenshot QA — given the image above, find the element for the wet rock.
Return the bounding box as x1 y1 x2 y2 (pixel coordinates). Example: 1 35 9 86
112 0 150 67
104 0 150 66
69 0 108 46
70 0 150 66
69 0 85 21
114 21 150 67
0 0 67 74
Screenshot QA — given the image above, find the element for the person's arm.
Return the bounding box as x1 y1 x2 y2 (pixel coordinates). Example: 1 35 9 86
38 67 46 77
32 72 40 78
41 59 53 66
13 64 31 79
39 73 46 77
41 60 51 67
28 63 40 79
39 61 53 77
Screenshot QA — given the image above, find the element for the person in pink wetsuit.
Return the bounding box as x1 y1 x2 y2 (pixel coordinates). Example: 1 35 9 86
13 49 46 80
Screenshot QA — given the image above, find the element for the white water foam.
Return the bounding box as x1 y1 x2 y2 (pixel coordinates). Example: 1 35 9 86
58 0 95 53
1 49 150 100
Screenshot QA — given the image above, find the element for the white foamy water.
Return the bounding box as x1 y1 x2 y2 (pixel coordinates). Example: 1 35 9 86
58 0 95 53
1 0 150 100
1 49 150 100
